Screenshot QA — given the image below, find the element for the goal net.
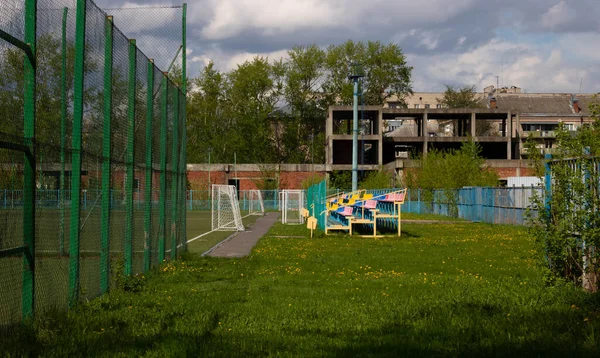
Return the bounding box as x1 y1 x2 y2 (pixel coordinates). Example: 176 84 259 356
248 190 265 216
282 190 305 224
212 185 244 231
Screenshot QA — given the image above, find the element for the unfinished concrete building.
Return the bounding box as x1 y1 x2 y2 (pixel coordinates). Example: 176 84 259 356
326 93 597 178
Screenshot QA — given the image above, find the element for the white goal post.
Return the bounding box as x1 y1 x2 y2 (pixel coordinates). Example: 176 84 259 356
281 189 305 224
247 189 265 216
212 185 244 231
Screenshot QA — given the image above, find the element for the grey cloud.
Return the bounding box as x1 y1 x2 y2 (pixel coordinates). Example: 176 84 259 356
91 0 600 92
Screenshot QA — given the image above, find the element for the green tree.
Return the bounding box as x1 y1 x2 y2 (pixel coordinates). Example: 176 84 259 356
184 40 413 164
408 140 498 216
359 169 395 190
329 170 352 190
225 56 283 163
279 45 327 164
323 40 413 106
437 85 481 108
526 100 600 288
0 34 100 189
436 85 493 136
186 61 228 163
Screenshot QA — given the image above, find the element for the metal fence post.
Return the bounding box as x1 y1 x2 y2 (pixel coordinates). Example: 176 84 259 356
144 59 154 272
22 0 37 320
99 14 113 294
158 75 168 262
181 3 187 251
124 39 136 276
60 6 68 257
170 88 180 260
69 0 86 307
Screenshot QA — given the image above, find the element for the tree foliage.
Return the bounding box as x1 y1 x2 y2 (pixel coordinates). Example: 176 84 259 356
405 141 499 216
359 169 395 190
526 100 600 289
436 85 494 136
437 85 481 109
186 41 413 164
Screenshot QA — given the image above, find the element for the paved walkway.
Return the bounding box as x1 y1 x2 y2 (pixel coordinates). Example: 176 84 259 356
208 212 280 258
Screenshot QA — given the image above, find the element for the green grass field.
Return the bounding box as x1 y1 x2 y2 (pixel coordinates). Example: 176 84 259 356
186 210 260 254
0 209 258 328
3 218 600 356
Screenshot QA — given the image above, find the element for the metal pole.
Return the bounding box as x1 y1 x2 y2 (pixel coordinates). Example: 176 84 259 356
144 59 154 272
22 0 37 319
170 87 180 260
69 0 86 307
99 14 113 294
158 75 168 262
352 78 359 192
124 39 137 275
181 3 187 250
60 7 68 255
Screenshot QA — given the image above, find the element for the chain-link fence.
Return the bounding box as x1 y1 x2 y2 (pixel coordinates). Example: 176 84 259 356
0 0 187 329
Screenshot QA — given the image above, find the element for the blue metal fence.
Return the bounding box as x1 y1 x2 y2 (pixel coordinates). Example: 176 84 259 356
1 187 542 225
398 187 542 225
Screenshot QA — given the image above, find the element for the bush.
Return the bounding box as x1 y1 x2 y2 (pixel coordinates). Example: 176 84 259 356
359 169 394 189
406 140 499 217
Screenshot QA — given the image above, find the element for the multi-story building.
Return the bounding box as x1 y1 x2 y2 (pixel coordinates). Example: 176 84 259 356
326 86 597 178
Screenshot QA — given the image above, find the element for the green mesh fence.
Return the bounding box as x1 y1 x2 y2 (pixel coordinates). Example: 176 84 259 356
0 0 187 330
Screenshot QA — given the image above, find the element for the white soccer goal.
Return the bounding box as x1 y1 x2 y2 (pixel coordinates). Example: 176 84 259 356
212 185 244 231
247 190 265 216
278 191 284 211
281 189 305 224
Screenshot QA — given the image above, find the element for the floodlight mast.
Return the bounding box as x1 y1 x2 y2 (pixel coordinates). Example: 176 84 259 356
348 62 364 192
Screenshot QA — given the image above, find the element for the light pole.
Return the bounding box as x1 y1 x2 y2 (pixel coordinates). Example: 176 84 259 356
348 62 364 192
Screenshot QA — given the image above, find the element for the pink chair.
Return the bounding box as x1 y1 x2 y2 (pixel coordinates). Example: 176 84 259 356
340 206 354 216
364 200 378 210
383 193 405 203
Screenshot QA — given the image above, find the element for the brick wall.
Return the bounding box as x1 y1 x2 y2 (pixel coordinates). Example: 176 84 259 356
186 164 327 190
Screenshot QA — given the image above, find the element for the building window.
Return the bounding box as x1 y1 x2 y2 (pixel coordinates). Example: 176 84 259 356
564 123 575 131
436 104 442 109
134 178 140 191
425 104 430 109
414 104 420 109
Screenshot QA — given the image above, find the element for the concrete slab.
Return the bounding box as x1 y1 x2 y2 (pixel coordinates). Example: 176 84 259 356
208 212 280 258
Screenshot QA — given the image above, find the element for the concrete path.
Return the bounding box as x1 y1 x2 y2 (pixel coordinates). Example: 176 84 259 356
208 212 280 258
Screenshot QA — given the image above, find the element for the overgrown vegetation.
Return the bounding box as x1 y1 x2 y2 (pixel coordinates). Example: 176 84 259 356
436 84 494 136
527 100 600 290
3 221 599 356
358 169 395 190
405 140 499 216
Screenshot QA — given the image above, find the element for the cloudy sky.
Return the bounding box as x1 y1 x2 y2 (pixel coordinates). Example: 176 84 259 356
96 0 600 93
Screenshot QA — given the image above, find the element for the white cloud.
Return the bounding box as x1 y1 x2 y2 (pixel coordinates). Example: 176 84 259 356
541 1 577 30
410 38 600 93
201 0 342 40
91 0 600 93
225 49 290 70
